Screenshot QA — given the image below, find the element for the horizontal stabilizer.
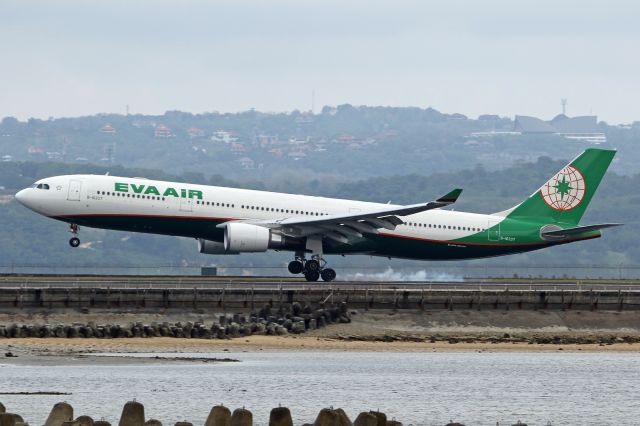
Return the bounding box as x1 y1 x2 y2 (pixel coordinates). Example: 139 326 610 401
541 223 622 241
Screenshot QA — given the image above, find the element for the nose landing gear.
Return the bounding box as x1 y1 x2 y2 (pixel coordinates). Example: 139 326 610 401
69 223 80 248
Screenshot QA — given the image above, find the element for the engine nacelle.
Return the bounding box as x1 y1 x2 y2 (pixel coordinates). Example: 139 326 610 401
224 222 285 253
198 239 238 255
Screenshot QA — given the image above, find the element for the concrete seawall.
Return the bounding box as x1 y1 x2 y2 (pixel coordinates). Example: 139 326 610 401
1 277 639 311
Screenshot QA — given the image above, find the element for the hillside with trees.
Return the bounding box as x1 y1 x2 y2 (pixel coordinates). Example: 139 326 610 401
1 106 638 185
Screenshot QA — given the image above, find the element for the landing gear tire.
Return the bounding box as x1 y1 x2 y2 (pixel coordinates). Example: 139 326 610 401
304 270 320 282
69 237 80 248
320 268 336 282
288 260 304 274
305 259 321 273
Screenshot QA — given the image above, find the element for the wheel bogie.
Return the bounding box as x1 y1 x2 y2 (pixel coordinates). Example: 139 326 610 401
305 259 321 272
288 260 304 274
320 268 336 282
69 237 80 248
304 270 320 282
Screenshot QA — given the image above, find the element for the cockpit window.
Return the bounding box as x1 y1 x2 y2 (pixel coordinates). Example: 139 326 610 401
34 183 50 190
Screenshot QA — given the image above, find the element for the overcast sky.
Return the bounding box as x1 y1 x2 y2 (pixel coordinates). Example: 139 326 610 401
1 1 639 123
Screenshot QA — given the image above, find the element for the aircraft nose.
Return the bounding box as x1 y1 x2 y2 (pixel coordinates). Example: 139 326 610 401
15 188 27 205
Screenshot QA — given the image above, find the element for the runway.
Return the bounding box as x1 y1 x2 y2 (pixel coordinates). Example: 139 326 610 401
1 274 639 291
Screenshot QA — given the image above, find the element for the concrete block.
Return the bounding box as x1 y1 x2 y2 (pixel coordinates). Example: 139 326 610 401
368 412 386 426
353 413 377 426
230 408 252 426
0 413 17 426
205 406 231 426
268 407 293 426
118 401 144 426
313 408 339 426
73 416 94 426
45 402 74 426
333 409 352 426
143 420 162 426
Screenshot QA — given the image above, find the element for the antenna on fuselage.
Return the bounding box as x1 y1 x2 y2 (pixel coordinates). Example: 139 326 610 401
105 172 110 176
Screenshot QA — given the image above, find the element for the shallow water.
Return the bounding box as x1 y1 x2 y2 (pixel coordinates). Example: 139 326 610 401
2 351 640 425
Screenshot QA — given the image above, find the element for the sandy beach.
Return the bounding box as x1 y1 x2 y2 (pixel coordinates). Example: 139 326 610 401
2 309 639 365
2 334 639 366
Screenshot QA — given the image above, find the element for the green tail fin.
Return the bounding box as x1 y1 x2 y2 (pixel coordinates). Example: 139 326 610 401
503 148 616 225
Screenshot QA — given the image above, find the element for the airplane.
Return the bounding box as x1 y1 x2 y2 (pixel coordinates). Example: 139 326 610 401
15 148 620 282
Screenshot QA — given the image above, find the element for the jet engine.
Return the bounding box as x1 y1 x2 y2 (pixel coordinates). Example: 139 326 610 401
223 222 298 253
198 239 238 255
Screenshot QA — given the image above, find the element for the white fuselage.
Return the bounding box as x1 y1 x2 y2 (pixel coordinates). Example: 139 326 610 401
15 174 500 246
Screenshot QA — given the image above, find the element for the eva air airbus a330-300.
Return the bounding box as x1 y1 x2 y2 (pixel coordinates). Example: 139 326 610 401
15 148 621 282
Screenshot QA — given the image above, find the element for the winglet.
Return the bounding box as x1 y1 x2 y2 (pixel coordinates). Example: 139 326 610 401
436 188 463 204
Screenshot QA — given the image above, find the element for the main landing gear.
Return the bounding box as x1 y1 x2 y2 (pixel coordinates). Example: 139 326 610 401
69 223 80 248
288 236 336 282
288 257 337 282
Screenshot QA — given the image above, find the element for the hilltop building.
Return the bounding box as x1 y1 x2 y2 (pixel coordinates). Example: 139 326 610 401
99 124 116 134
211 131 238 144
154 124 173 138
186 127 205 138
513 114 605 143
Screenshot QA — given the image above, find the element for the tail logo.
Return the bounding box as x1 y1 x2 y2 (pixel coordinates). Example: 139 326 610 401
540 165 586 211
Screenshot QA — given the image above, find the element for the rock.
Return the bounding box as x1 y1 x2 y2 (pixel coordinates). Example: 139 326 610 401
386 422 402 426
368 412 386 426
174 423 192 426
353 413 377 426
0 404 4 414
228 323 240 337
444 423 465 426
275 326 288 336
205 405 231 426
230 408 252 426
45 402 74 426
292 302 302 316
254 323 266 335
74 416 94 426
291 321 306 334
269 407 293 426
144 421 162 426
313 408 339 426
118 401 145 426
308 319 317 330
511 423 528 426
94 422 111 426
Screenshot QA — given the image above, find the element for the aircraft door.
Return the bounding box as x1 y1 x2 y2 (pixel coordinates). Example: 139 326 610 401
67 179 82 201
487 218 501 242
180 196 192 212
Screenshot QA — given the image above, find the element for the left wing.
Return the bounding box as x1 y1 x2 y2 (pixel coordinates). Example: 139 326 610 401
218 188 462 244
